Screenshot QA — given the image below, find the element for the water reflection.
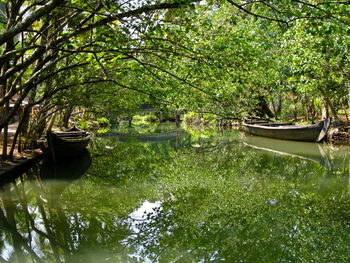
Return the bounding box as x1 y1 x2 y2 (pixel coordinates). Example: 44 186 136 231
40 149 92 181
0 151 93 262
115 130 184 143
241 133 332 170
0 125 349 262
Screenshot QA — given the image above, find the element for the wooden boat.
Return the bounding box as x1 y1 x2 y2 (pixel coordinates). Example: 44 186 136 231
38 124 91 162
243 118 331 142
242 134 331 170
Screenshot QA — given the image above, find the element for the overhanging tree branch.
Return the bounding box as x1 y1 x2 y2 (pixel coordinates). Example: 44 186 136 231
226 0 287 23
0 0 64 46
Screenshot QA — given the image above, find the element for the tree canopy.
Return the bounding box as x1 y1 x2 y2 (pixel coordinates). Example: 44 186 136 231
0 0 349 157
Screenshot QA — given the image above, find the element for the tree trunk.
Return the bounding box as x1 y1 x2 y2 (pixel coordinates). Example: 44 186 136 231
322 96 329 119
63 106 73 128
9 106 30 158
343 106 349 122
276 95 282 116
174 110 180 128
47 110 57 131
258 95 274 118
270 95 282 119
293 97 298 121
1 91 9 158
1 42 12 158
2 121 8 159
348 85 350 110
328 100 339 121
307 99 316 121
321 90 338 121
128 115 133 127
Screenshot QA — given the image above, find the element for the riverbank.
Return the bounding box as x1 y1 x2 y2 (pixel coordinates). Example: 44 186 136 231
328 126 350 145
0 123 43 182
0 151 43 184
183 113 350 145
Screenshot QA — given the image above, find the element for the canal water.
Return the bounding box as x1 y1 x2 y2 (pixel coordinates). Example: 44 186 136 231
0 123 349 262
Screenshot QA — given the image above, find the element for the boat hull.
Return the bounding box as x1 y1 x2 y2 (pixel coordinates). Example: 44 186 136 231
38 127 91 162
243 118 330 142
47 132 91 161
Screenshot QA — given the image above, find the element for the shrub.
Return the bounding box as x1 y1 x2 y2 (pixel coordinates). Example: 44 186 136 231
97 117 110 127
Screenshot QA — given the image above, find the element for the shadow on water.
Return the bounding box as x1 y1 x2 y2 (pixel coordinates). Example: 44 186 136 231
40 148 92 181
39 149 92 197
0 150 92 262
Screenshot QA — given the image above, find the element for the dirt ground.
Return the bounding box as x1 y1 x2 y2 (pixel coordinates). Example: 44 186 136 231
0 123 42 174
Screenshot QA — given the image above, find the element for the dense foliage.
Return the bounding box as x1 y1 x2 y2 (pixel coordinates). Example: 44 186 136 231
0 0 349 158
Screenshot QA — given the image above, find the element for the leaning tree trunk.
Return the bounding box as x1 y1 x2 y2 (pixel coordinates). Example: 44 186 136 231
322 96 329 119
1 42 13 158
9 106 30 158
25 102 54 148
320 86 339 121
328 100 339 121
1 103 9 159
47 110 58 132
62 106 73 128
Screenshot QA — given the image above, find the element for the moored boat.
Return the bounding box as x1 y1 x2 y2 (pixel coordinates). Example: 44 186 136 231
38 124 91 162
243 118 331 142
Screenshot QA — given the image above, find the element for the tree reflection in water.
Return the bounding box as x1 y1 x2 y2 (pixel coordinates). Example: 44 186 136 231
0 126 349 262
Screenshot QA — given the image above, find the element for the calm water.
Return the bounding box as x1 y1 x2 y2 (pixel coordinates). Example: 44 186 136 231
0 123 350 262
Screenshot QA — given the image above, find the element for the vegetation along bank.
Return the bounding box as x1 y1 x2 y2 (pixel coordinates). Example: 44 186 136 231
0 1 349 160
